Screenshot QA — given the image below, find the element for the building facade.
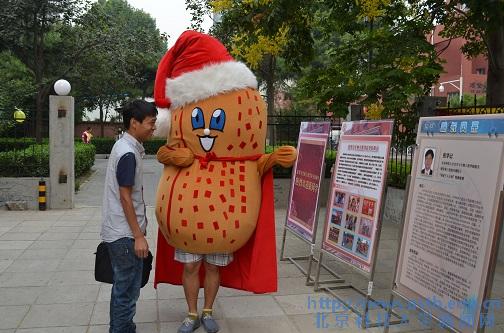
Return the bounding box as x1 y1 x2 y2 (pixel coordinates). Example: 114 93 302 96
429 25 487 101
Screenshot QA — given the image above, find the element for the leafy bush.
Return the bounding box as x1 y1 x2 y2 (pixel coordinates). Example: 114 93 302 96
0 137 36 151
75 143 96 177
0 143 95 177
90 137 116 154
387 160 412 189
143 138 167 154
0 144 49 177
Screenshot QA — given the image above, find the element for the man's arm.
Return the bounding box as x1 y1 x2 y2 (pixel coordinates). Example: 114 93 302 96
119 186 148 258
116 152 148 258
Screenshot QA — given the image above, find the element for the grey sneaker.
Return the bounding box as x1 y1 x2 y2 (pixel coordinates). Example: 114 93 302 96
177 316 200 333
201 312 219 333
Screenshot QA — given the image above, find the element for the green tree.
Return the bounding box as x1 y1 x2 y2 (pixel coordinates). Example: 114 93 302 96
0 0 94 142
71 0 166 135
186 0 314 117
0 51 36 117
295 0 442 143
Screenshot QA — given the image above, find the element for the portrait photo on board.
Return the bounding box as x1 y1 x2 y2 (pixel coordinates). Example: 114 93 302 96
421 148 435 176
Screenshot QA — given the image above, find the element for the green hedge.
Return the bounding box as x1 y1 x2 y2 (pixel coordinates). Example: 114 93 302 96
0 137 37 151
0 143 95 177
75 143 96 177
90 137 116 155
143 139 167 154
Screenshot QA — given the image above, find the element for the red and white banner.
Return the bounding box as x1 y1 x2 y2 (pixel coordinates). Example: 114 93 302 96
286 122 331 243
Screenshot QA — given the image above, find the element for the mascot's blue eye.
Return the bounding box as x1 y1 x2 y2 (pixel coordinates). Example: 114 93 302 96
191 107 205 129
210 109 226 131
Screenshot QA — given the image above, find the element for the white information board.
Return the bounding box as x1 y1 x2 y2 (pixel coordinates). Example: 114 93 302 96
394 114 504 333
321 120 393 275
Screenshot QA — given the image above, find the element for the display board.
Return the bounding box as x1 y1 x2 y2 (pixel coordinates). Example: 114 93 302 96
394 115 504 333
286 122 331 242
321 120 393 274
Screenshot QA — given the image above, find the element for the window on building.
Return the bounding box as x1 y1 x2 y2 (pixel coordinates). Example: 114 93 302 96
476 68 486 75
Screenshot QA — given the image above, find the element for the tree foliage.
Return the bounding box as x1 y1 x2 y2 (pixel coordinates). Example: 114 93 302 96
0 0 166 139
70 0 166 134
0 51 36 116
0 0 91 140
294 0 443 144
186 0 314 116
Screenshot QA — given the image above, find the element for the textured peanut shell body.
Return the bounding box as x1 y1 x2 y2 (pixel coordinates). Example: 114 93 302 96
156 88 267 254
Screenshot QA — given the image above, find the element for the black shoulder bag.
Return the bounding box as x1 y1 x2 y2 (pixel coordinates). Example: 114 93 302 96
94 242 153 288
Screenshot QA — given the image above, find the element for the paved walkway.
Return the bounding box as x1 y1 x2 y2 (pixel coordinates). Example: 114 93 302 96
0 159 503 332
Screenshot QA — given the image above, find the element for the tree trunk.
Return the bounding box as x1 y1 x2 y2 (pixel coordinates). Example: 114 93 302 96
35 87 44 143
486 15 504 105
264 55 276 146
99 102 105 137
34 10 45 143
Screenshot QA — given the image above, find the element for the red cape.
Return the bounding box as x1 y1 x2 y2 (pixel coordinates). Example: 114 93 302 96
154 170 277 293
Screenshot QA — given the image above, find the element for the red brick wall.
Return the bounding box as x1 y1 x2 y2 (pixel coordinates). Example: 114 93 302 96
75 122 124 139
429 25 488 98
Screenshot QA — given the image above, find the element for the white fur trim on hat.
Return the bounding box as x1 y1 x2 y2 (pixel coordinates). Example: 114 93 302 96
154 107 171 139
166 61 257 110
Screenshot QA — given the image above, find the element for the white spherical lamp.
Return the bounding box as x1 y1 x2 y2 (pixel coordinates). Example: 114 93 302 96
54 79 71 96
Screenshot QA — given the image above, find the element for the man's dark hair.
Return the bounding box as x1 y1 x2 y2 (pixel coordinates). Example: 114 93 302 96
425 149 434 159
86 126 91 131
118 100 158 130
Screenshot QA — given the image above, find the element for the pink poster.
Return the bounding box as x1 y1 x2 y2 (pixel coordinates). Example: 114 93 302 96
286 122 330 242
322 120 393 273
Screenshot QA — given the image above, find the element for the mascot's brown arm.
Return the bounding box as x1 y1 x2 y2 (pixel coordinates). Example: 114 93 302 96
257 145 297 177
156 145 195 167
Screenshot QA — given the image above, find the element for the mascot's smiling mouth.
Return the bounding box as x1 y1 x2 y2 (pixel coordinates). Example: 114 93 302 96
198 135 216 152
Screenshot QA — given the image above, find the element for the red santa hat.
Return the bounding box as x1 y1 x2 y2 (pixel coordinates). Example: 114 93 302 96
153 30 258 137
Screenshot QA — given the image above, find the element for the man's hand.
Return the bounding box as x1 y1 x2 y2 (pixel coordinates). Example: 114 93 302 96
134 235 149 258
157 145 194 167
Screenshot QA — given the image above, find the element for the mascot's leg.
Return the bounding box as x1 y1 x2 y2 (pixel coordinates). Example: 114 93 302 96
183 261 202 315
176 251 203 333
201 262 221 333
200 253 233 333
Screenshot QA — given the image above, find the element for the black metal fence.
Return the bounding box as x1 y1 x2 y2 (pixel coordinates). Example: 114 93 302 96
267 115 414 186
435 105 504 116
4 106 503 186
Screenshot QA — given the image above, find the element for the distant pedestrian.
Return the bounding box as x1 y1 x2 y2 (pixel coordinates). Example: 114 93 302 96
81 127 93 144
116 127 124 141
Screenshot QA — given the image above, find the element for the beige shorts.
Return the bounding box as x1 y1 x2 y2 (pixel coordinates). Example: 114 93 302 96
174 249 233 267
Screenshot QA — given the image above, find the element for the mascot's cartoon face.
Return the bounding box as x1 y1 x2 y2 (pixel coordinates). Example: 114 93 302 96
170 88 266 159
191 106 225 152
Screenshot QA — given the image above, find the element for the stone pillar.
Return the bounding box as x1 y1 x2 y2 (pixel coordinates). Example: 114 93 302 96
49 95 74 209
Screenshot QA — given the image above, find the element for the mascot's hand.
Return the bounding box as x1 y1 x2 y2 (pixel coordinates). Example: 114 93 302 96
257 145 297 176
157 145 194 167
272 146 297 168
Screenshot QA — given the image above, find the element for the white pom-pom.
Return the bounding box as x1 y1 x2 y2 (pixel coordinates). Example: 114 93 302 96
154 108 171 139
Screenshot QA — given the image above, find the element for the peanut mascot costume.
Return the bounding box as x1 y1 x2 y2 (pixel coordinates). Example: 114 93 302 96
153 30 296 293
